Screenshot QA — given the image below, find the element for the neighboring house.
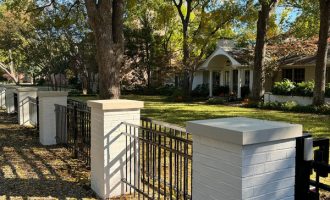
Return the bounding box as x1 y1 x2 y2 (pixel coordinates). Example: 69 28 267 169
274 52 330 84
192 39 253 98
193 38 330 98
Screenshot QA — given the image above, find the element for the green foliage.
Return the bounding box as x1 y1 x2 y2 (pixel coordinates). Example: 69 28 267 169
294 81 314 97
272 79 296 95
240 86 250 98
170 88 190 102
191 84 209 97
252 101 330 115
326 83 330 98
206 98 226 105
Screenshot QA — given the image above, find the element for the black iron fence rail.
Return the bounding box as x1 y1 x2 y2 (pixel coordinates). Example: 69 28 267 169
55 99 91 167
121 117 192 200
296 135 330 200
28 97 39 128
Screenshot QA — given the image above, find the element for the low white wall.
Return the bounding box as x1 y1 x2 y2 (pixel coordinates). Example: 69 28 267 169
264 93 330 106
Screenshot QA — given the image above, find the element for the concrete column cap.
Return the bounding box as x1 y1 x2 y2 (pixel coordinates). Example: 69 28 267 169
38 91 68 97
87 99 144 111
16 87 38 92
187 117 302 145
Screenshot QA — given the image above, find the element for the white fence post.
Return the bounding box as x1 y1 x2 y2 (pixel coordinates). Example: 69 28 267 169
187 117 302 200
38 91 68 145
16 87 38 126
87 99 144 199
0 86 6 109
5 85 18 113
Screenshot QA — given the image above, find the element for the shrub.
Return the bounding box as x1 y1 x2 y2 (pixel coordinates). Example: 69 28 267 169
272 79 295 95
206 97 226 105
294 81 314 97
326 83 330 98
251 101 330 115
158 85 176 96
214 85 230 96
191 84 209 97
171 88 190 102
241 86 250 98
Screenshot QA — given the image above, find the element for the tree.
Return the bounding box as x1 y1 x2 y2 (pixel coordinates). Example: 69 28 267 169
313 0 330 105
85 0 125 99
251 0 278 101
171 0 240 95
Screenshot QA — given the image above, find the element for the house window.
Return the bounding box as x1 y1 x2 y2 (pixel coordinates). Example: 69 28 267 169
282 68 305 83
213 71 220 86
244 70 250 86
224 71 230 86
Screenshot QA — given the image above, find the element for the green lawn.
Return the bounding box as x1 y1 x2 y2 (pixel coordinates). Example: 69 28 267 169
73 95 330 138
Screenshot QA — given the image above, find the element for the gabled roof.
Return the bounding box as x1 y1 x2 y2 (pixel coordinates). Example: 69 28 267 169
199 46 242 70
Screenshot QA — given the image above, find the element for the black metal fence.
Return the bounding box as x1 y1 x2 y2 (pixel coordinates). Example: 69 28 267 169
296 134 330 200
28 97 39 128
55 99 91 166
121 117 192 200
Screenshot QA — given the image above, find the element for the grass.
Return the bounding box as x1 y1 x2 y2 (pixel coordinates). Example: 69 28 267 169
72 94 330 138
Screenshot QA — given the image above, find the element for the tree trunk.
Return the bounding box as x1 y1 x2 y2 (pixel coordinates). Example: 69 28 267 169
85 0 124 99
182 23 190 95
313 0 330 105
251 1 277 101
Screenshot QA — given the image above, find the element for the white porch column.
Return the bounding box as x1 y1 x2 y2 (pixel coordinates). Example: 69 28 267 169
5 85 18 113
209 70 213 97
229 70 233 93
249 69 253 92
16 87 38 126
0 86 6 109
87 99 144 199
38 91 68 145
220 70 224 86
237 69 242 98
187 117 302 200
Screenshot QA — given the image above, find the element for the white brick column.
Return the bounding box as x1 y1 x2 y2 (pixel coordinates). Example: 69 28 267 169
87 100 144 199
5 85 18 113
187 117 302 200
16 87 38 126
0 86 6 109
38 91 68 145
237 69 242 98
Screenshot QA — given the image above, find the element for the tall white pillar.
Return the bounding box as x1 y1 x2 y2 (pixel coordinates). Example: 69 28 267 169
87 99 144 199
0 86 6 109
220 70 224 86
16 87 38 126
187 117 302 200
5 85 18 113
237 69 242 98
249 69 253 92
38 91 68 145
209 70 213 97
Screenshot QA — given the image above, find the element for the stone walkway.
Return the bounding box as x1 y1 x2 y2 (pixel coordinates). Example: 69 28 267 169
0 111 97 200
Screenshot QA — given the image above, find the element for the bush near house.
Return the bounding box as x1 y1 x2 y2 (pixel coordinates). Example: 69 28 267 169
272 80 330 98
191 84 230 97
249 101 330 115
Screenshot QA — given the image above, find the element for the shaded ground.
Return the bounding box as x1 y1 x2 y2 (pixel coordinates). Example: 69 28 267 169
0 111 97 200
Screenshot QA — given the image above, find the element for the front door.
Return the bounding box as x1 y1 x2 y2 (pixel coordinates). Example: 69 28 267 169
232 70 238 94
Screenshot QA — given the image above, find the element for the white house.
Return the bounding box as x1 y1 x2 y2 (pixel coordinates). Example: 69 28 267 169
192 40 253 98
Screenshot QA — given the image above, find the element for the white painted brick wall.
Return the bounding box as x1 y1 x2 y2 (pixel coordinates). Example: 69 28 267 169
192 134 296 200
38 94 67 145
90 106 140 199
